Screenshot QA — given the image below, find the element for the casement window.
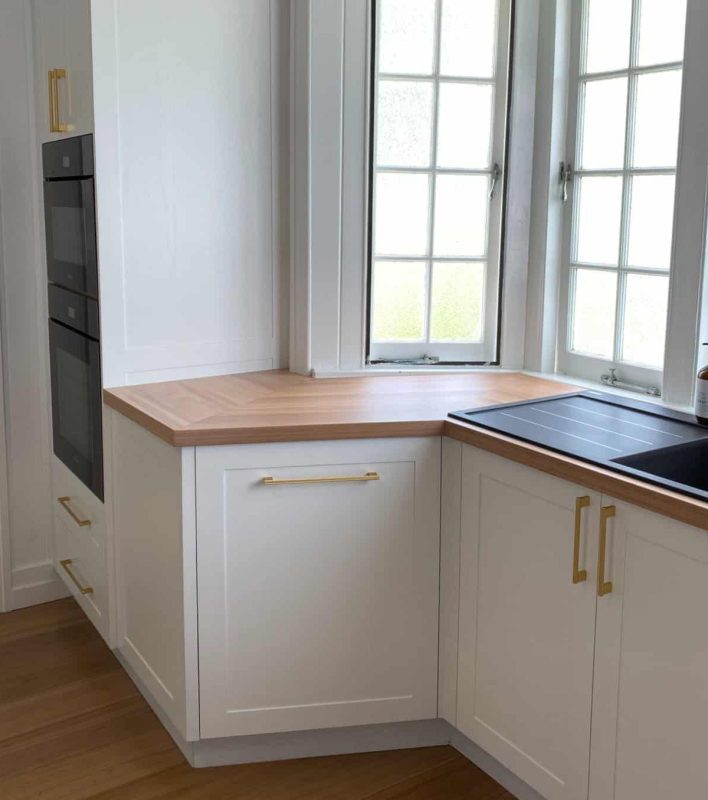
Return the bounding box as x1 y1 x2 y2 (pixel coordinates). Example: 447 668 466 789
557 0 688 393
367 0 512 365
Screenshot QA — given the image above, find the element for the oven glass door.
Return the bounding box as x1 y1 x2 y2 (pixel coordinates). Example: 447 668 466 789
44 178 98 298
49 320 103 499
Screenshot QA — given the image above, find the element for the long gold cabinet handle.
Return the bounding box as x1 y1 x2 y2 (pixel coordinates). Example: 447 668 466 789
57 496 91 528
598 505 616 597
48 68 70 133
262 472 380 486
59 559 93 595
572 496 590 584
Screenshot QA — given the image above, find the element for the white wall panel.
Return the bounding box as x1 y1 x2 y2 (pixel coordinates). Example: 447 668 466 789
91 0 289 387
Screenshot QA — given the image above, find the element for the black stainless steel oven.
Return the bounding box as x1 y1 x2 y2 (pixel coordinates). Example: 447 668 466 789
44 135 103 500
43 134 98 298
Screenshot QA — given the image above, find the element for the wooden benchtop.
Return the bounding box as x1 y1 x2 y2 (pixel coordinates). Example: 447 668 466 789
104 370 708 530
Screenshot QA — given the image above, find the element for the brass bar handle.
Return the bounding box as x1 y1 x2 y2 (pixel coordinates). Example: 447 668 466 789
262 472 380 486
57 496 91 528
48 69 69 133
48 70 56 131
59 559 93 595
572 495 590 584
598 505 616 597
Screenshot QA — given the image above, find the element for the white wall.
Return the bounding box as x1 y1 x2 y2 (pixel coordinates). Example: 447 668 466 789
91 0 290 387
0 0 65 610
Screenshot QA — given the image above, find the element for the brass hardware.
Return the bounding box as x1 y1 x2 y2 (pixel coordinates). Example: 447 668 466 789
598 505 616 597
59 559 93 595
573 496 590 584
48 69 70 133
57 497 91 527
262 472 380 486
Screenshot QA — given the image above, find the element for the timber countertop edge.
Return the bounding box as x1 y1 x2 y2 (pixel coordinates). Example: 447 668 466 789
103 369 708 530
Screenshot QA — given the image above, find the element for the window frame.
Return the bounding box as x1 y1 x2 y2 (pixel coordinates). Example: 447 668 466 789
366 0 514 366
556 0 687 395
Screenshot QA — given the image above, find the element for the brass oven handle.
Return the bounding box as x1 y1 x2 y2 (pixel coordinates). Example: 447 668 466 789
598 505 616 597
48 69 69 133
58 496 91 528
572 496 590 584
59 559 93 595
262 472 380 486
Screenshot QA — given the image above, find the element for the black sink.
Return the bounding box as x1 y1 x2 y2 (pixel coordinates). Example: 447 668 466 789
613 438 708 495
449 390 708 502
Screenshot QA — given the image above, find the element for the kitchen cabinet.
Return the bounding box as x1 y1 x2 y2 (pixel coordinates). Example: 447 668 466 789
196 437 441 738
51 454 112 645
110 411 441 743
457 443 708 800
590 499 708 800
32 0 93 142
457 446 600 800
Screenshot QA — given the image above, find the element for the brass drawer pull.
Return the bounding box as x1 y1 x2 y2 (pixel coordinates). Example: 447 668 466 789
58 497 91 527
598 505 616 597
572 496 590 584
59 559 93 595
262 472 380 486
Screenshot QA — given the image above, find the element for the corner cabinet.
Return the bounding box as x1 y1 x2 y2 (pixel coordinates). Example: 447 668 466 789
196 438 441 738
110 411 441 743
457 443 708 800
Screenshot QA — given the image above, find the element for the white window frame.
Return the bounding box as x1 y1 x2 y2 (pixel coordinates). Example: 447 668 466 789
367 0 512 365
557 0 685 394
550 0 708 407
291 0 536 376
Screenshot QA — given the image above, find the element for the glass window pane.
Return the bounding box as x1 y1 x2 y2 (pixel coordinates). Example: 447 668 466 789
376 80 434 168
621 273 669 367
379 0 437 75
627 175 676 269
575 176 623 266
632 69 682 168
371 261 427 341
430 262 484 342
570 268 617 358
440 0 497 78
584 0 631 74
637 0 687 67
579 77 627 169
374 173 430 256
436 83 493 169
433 175 488 258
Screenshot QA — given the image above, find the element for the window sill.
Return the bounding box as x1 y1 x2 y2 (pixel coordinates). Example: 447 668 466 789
311 365 513 378
524 370 694 416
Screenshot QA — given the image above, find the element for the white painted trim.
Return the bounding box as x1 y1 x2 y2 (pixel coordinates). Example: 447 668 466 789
524 0 571 374
10 562 69 611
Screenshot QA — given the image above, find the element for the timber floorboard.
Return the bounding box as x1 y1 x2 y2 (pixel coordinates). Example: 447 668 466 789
0 599 515 800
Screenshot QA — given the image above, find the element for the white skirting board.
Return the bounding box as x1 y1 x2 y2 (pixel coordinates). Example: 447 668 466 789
10 563 69 610
115 652 544 800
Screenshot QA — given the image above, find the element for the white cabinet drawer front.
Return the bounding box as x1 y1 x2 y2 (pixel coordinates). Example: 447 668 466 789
196 438 441 739
54 508 109 635
51 455 105 547
591 501 708 800
458 446 599 800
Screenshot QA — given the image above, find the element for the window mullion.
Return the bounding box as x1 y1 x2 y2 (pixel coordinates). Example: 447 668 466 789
614 0 641 365
423 0 443 346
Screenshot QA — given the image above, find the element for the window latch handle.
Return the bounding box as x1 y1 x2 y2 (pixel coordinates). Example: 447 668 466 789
560 161 573 203
488 163 502 200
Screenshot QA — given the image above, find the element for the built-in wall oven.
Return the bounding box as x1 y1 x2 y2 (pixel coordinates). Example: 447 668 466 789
43 135 103 500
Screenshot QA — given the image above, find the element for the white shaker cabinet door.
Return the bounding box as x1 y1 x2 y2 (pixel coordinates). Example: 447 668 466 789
590 499 708 800
196 438 441 739
458 446 599 800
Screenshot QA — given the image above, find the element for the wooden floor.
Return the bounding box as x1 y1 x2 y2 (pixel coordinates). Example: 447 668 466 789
0 599 514 800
